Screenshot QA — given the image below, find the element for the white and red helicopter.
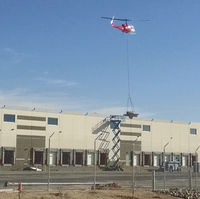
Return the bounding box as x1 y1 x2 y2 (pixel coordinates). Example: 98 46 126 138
101 16 135 34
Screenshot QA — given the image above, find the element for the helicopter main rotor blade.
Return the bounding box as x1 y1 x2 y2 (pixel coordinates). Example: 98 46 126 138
113 18 131 22
101 16 150 22
101 17 113 20
101 16 131 22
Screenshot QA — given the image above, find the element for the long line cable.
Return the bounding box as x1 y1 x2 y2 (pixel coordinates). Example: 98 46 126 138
126 34 134 112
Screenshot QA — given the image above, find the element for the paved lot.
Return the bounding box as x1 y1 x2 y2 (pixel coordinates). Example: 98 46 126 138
0 169 199 190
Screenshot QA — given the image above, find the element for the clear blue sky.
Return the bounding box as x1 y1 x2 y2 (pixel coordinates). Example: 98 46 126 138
0 0 200 122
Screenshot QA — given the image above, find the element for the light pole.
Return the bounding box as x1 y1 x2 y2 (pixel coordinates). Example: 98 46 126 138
132 136 139 198
195 145 200 189
94 132 103 190
163 137 173 190
48 131 62 192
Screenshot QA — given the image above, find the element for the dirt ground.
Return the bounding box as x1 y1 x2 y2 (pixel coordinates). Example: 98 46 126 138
0 189 182 199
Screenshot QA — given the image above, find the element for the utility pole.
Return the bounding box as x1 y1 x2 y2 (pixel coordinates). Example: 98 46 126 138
94 132 103 190
132 136 139 198
163 137 173 190
48 131 62 192
195 145 200 189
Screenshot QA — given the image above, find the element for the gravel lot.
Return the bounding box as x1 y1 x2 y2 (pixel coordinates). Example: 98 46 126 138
0 189 182 199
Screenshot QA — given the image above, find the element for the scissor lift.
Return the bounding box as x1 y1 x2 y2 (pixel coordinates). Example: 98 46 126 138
92 115 125 170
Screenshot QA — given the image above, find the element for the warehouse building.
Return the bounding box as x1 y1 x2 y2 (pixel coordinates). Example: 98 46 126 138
0 107 200 170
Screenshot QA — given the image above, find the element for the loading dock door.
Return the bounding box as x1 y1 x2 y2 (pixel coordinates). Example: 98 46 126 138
75 152 83 165
133 154 139 166
87 154 92 166
4 149 14 165
100 153 107 166
49 152 57 165
153 155 159 167
144 154 151 166
62 152 70 165
34 151 43 164
182 156 186 166
164 155 170 162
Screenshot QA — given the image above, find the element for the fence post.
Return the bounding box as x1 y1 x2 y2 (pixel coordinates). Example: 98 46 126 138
189 168 192 189
152 170 155 191
163 166 166 190
195 161 198 190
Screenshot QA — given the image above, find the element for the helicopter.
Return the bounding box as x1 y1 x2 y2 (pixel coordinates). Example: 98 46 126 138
101 16 135 34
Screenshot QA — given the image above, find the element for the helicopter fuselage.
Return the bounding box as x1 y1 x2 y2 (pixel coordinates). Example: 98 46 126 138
111 20 135 34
